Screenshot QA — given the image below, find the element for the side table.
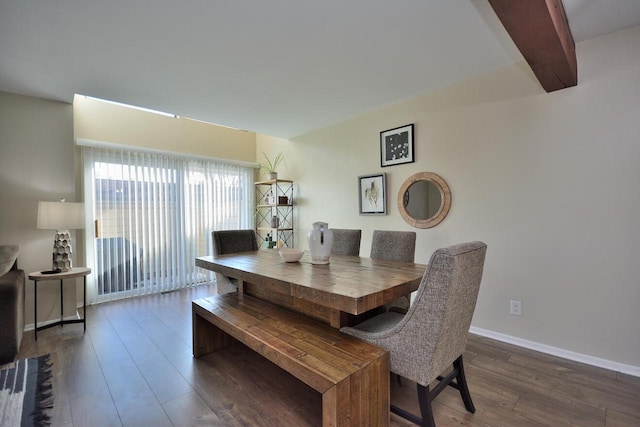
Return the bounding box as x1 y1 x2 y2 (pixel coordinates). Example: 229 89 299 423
28 267 91 340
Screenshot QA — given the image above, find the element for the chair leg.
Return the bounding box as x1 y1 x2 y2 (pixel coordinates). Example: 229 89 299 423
396 374 403 386
417 384 436 427
391 384 435 427
453 355 475 413
391 357 474 427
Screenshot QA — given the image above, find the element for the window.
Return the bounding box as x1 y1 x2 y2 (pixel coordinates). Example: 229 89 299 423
83 145 254 302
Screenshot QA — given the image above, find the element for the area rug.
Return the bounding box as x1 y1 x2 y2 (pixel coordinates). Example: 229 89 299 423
0 354 53 427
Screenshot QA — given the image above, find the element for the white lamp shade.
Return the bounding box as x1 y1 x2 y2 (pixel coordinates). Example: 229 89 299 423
37 201 85 230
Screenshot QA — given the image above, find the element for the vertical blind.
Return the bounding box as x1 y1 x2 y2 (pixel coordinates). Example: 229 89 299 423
82 144 254 303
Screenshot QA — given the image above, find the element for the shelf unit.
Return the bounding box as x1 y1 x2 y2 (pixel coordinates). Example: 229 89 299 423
255 179 294 248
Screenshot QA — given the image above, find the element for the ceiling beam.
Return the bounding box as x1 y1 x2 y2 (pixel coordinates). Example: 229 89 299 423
488 0 577 92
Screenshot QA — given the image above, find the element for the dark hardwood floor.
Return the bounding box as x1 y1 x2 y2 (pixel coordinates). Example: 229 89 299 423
16 284 640 426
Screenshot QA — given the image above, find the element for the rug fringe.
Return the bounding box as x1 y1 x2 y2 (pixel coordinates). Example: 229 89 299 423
32 354 54 426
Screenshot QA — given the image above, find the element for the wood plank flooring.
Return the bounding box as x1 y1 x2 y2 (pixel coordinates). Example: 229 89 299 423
16 284 640 426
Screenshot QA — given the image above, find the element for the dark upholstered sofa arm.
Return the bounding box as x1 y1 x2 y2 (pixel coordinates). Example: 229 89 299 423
0 268 25 364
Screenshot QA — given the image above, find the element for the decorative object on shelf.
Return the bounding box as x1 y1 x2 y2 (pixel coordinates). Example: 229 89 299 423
358 173 386 215
270 216 280 228
398 171 451 228
265 190 276 205
278 196 289 205
308 222 334 265
380 124 414 167
37 199 85 272
279 248 304 263
260 152 284 180
264 232 277 249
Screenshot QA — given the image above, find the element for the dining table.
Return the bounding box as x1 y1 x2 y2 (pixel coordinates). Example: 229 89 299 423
195 249 426 328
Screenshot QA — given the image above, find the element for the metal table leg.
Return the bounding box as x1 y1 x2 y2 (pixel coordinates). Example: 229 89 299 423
34 279 38 340
83 275 87 331
60 278 64 327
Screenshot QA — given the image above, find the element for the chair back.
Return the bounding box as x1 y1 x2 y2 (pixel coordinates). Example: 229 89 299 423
370 230 416 262
331 229 362 256
212 229 259 256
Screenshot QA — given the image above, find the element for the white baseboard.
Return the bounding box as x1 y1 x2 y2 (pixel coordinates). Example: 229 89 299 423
469 326 640 378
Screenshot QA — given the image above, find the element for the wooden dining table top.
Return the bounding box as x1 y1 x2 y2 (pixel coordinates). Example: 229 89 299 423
195 250 426 317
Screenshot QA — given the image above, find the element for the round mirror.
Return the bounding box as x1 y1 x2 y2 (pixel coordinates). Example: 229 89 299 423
398 172 451 228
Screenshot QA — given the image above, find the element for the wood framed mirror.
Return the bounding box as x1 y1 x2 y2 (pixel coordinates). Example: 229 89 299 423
398 172 451 228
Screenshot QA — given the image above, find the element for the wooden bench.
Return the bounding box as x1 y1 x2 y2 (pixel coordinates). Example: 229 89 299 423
192 293 390 426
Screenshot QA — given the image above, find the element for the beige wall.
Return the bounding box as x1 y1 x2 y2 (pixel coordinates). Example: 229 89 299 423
0 91 79 327
257 26 640 370
74 95 256 162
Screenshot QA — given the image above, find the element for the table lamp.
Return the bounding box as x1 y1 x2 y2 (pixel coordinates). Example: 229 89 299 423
37 198 85 272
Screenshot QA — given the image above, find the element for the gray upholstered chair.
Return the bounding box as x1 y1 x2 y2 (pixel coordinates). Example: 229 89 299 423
341 241 487 427
370 230 416 263
330 228 362 256
211 229 259 294
370 230 416 310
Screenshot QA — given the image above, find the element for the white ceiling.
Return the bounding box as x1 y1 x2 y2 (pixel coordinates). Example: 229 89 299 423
1 0 639 138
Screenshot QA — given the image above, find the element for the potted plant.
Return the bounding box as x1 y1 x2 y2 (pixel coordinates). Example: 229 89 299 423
260 152 283 180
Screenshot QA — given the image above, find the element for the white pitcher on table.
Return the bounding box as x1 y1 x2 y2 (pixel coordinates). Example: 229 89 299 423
308 221 334 264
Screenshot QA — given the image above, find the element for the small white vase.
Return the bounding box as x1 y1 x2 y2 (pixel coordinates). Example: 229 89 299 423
270 216 279 228
307 222 334 264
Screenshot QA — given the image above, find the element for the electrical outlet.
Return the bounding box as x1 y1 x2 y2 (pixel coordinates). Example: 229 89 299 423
510 300 522 316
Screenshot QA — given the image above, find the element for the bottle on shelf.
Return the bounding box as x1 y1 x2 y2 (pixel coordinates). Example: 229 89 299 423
265 232 277 249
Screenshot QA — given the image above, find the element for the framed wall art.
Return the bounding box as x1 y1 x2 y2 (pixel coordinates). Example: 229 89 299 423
380 124 414 167
358 173 386 215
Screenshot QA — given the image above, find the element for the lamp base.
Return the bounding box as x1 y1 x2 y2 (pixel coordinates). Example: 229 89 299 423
52 229 73 272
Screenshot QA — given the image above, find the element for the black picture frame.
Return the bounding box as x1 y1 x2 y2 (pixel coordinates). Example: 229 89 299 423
358 173 386 215
380 124 414 167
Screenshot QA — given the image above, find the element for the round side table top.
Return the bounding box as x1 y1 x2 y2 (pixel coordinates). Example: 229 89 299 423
28 267 91 280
